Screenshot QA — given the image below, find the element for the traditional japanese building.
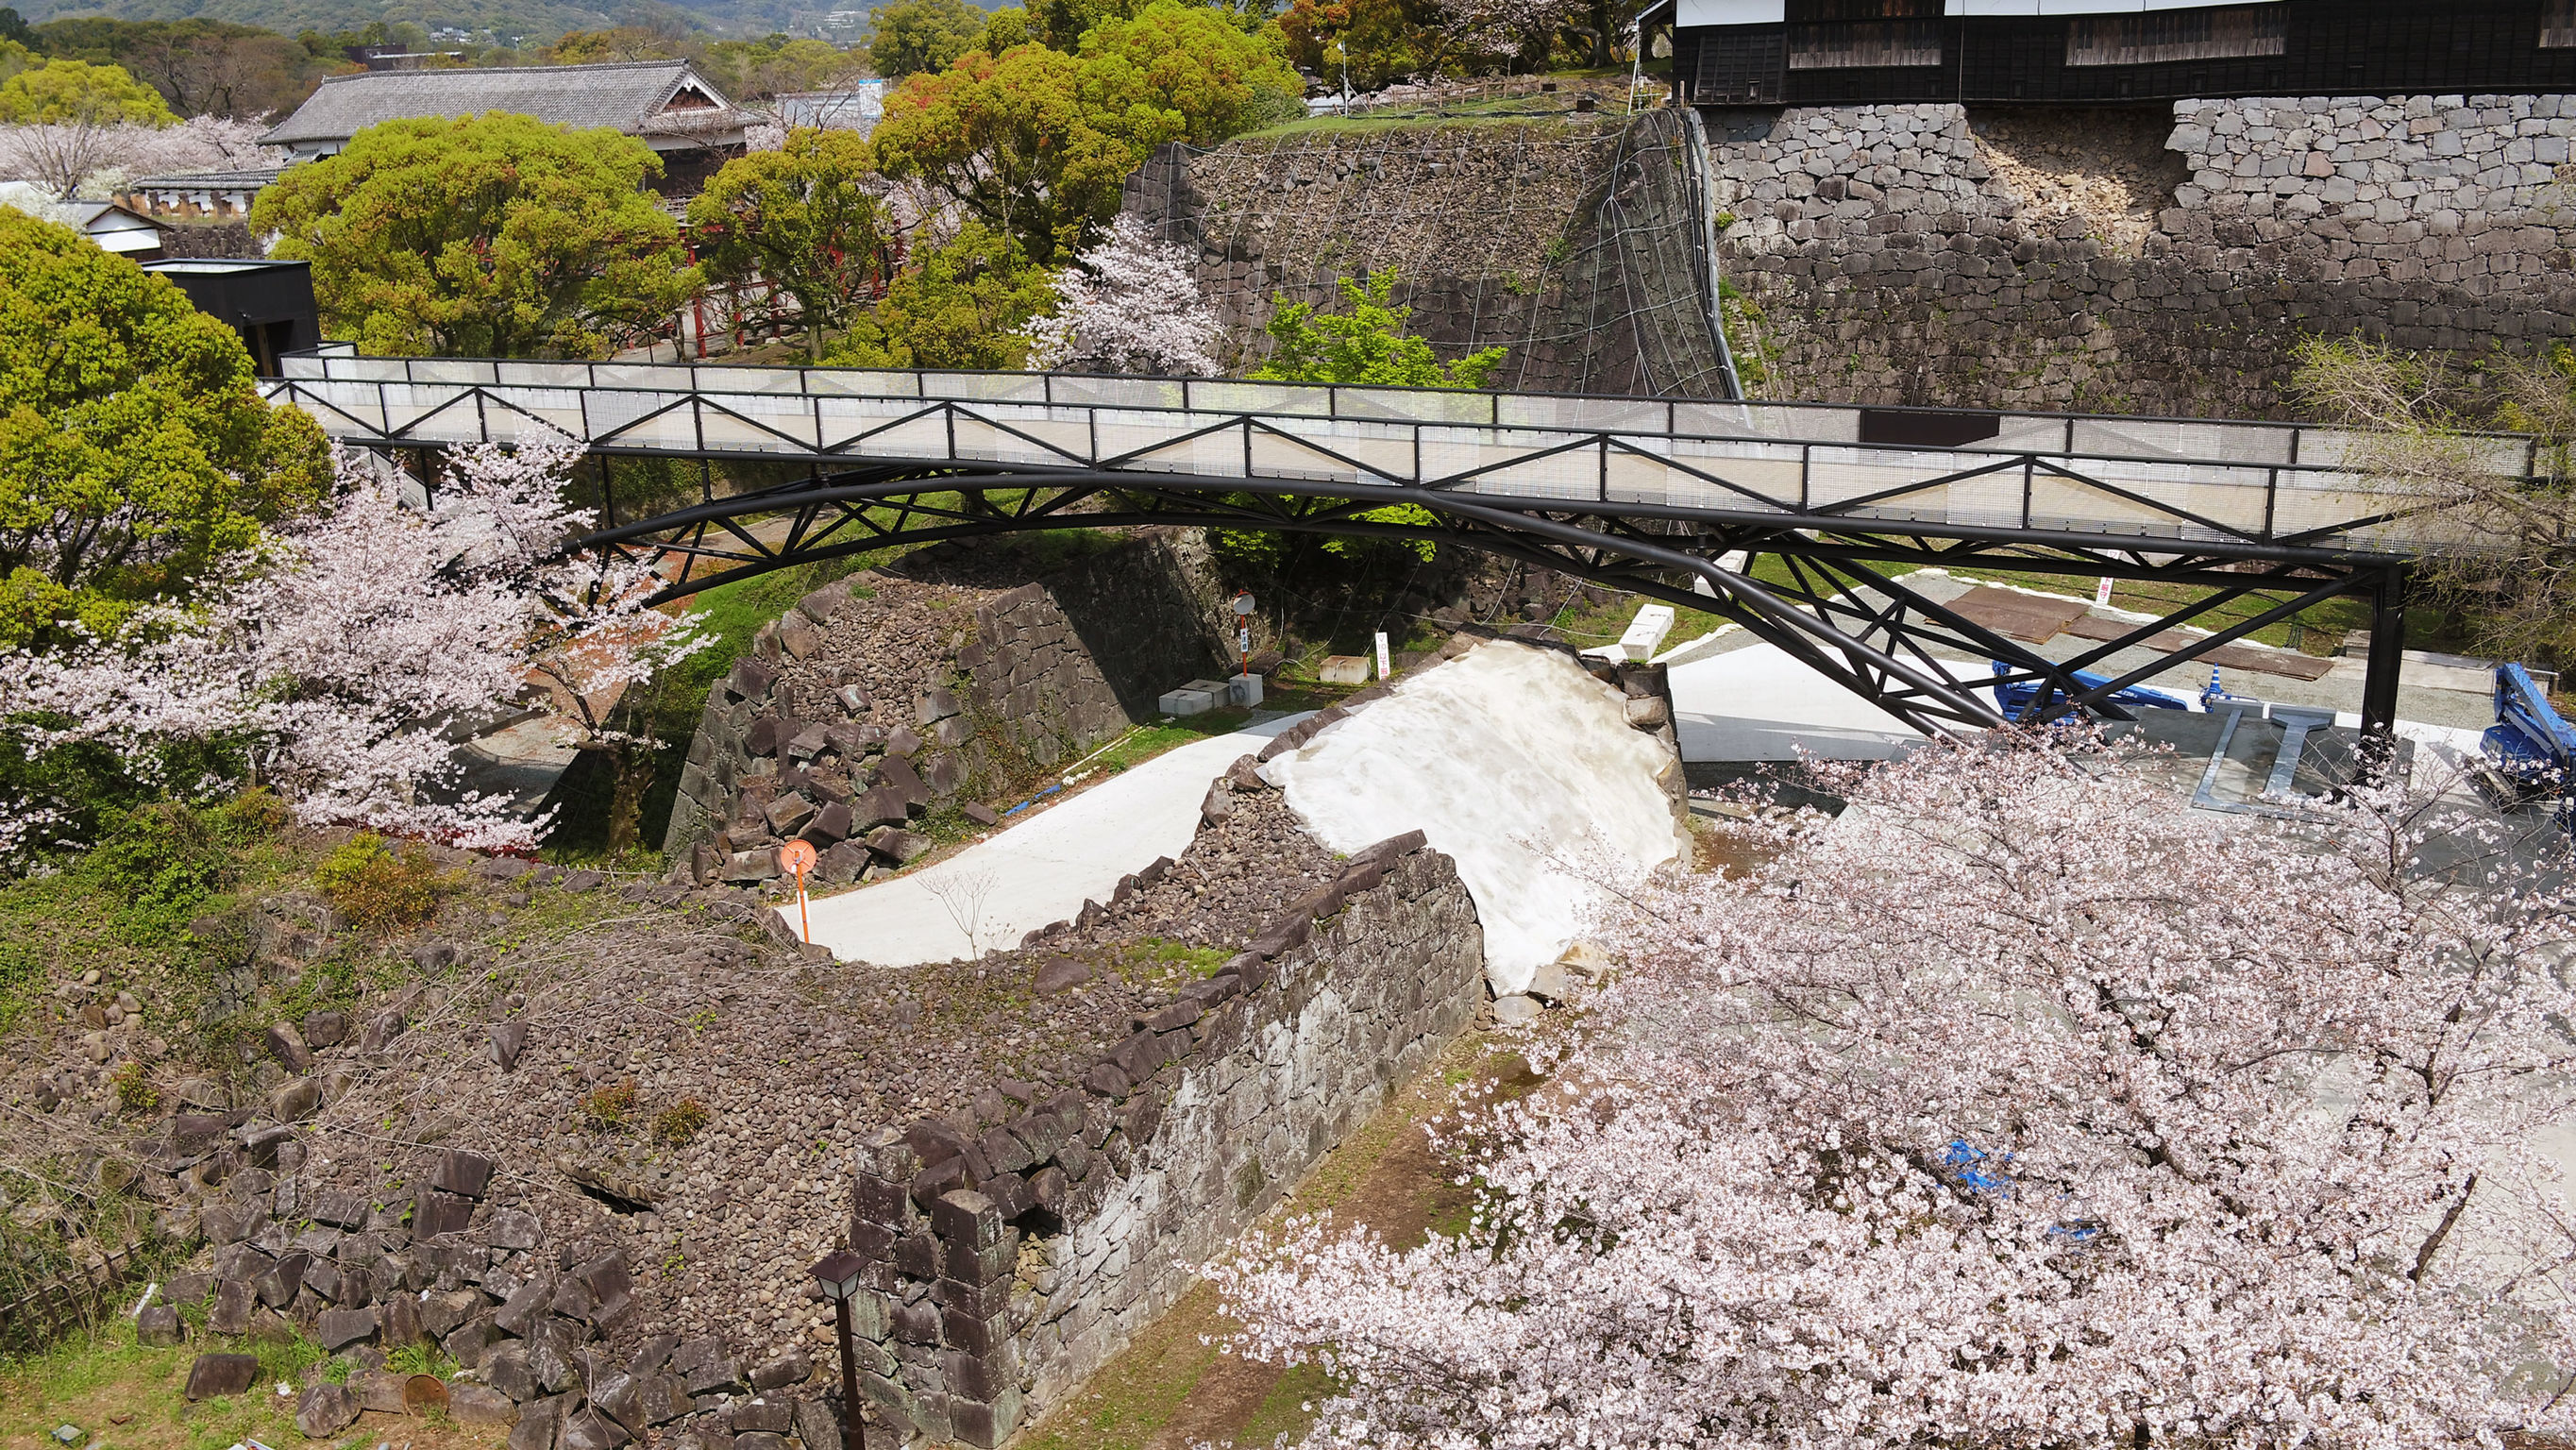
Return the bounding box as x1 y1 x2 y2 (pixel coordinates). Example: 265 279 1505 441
260 60 751 194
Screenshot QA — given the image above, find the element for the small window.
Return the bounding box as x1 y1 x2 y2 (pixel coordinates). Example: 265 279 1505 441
2064 6 2285 66
1788 18 1943 68
2546 0 2575 49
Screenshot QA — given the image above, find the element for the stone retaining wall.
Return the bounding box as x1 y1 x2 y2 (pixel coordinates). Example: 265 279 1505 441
840 834 1486 1446
1124 110 1733 396
1710 94 2576 416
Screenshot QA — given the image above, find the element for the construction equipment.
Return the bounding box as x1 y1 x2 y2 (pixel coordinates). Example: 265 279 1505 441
1990 660 2189 720
2479 665 2576 824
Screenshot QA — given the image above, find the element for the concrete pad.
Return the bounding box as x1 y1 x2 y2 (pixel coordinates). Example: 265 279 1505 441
1264 642 1688 996
1669 642 1933 761
794 715 1311 966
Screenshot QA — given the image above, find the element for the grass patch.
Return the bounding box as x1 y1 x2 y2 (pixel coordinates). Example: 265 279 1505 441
0 1317 411 1450
1114 937 1231 987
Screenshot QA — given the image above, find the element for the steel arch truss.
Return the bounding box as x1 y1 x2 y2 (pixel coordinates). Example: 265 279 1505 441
555 459 2409 742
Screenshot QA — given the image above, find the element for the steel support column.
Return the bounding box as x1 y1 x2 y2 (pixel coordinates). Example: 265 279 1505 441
2360 564 2409 756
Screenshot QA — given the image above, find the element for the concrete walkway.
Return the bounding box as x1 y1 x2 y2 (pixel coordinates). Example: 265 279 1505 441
793 715 1311 966
1663 568 2501 764
1667 640 2486 763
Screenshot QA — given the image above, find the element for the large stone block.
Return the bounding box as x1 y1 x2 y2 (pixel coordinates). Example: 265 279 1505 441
183 1353 260 1400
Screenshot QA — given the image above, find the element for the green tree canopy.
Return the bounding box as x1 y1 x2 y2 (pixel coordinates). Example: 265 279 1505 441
1234 266 1501 566
871 42 1156 263
977 6 1035 53
1252 268 1506 388
0 55 175 124
824 221 1058 371
0 210 330 648
1076 0 1302 144
865 0 986 78
687 126 887 362
872 6 1297 263
253 112 701 360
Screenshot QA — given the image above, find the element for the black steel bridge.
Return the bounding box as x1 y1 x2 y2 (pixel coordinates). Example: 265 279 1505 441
264 346 2530 743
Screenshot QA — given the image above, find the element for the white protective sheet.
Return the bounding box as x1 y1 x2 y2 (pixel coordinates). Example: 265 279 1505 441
1264 643 1689 996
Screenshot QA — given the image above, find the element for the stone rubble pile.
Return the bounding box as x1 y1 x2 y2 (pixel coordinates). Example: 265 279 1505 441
665 538 1227 885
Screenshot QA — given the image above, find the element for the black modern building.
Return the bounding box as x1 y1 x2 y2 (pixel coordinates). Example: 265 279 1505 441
1658 0 2576 106
143 259 323 378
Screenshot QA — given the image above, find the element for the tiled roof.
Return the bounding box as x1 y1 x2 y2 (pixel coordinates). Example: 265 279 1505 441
129 168 289 190
261 61 738 146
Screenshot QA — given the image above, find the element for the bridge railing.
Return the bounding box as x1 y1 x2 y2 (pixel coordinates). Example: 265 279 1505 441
270 349 2534 555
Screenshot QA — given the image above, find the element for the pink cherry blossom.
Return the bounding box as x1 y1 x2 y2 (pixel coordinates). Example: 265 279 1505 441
1022 213 1223 377
1212 735 2576 1449
2 432 709 853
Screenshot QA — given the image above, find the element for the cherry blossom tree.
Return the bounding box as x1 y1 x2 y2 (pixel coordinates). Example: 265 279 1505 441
0 432 708 853
0 114 280 200
1021 213 1222 376
1213 736 2576 1449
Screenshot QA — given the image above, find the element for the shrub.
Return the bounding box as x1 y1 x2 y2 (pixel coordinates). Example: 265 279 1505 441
580 1078 638 1131
650 1098 711 1146
313 834 457 934
78 801 232 920
109 1059 158 1114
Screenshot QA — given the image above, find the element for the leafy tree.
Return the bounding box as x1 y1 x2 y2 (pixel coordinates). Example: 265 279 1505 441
700 35 864 98
0 56 174 125
1280 0 1430 91
687 126 887 362
865 0 986 78
1076 0 1303 143
254 112 701 359
870 42 1154 263
1253 268 1505 387
976 6 1035 53
2 433 710 856
0 210 330 649
1234 267 1500 564
2294 335 2576 666
873 7 1297 263
825 221 1058 371
545 25 692 63
0 9 28 46
25 17 332 119
1023 0 1136 50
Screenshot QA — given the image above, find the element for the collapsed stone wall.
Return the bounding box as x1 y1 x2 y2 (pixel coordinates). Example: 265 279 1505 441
664 534 1228 882
840 833 1485 1446
1710 94 2576 416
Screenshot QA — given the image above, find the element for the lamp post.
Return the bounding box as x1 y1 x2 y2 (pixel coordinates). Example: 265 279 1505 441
811 1250 867 1450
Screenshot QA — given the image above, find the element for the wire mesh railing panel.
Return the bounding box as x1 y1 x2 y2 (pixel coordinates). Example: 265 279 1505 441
1186 380 1333 416
808 368 923 399
692 366 814 396
1336 388 1500 425
917 372 1045 404
1500 395 1672 430
1047 375 1189 410
2070 417 2298 466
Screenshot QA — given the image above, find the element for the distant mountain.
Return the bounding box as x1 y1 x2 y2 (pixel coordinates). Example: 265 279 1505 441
12 0 837 43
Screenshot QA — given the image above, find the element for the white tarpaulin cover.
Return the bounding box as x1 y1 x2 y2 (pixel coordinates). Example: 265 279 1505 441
1264 642 1688 996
